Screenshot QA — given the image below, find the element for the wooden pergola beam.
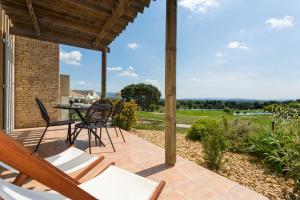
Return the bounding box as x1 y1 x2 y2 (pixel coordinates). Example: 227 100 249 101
25 0 40 35
101 50 107 98
93 0 132 47
165 0 177 165
10 26 107 51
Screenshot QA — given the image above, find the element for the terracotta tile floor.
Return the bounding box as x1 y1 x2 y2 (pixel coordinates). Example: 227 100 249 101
0 126 268 200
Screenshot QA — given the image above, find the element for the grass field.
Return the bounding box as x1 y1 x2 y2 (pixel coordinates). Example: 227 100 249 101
136 109 271 128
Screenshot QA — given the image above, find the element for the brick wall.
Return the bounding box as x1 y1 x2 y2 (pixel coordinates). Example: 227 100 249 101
14 36 59 128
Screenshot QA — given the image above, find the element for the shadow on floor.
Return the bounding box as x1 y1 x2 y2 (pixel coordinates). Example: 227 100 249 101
135 163 173 177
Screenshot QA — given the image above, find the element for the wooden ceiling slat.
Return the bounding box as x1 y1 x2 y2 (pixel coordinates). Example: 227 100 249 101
10 26 105 51
32 0 108 23
93 0 133 47
65 0 112 15
25 0 40 35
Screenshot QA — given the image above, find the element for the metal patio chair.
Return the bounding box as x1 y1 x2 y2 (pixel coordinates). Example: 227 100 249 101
72 99 115 153
111 100 126 142
35 97 75 152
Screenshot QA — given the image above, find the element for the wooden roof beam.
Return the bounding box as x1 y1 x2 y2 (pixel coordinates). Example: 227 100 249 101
93 0 133 47
10 26 107 51
25 0 40 35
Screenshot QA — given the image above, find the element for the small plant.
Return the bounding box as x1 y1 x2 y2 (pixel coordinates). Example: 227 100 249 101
223 118 258 153
223 107 233 115
202 130 228 170
115 100 138 131
148 103 157 112
186 119 220 141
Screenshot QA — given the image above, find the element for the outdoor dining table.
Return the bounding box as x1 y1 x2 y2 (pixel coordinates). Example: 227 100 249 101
54 103 90 122
54 104 105 146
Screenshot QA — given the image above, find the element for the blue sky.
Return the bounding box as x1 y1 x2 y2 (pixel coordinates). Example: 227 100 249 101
59 0 300 99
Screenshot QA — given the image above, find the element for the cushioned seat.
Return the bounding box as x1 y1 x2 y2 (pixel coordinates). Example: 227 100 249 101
0 147 103 180
0 165 163 200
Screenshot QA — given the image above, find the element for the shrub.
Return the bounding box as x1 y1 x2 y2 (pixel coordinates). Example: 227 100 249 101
223 107 233 115
80 99 87 104
290 139 300 193
115 100 138 131
148 104 157 112
186 119 220 141
203 131 228 170
223 117 258 153
249 127 299 173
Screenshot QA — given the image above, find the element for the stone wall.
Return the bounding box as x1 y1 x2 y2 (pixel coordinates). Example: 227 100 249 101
14 36 59 128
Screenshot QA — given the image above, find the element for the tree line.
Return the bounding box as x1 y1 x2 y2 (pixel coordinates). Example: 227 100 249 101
120 83 300 111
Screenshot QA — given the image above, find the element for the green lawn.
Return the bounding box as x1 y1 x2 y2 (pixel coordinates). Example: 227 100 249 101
137 109 271 127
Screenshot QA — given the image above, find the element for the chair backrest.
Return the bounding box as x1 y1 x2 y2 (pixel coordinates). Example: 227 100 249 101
112 100 124 118
85 99 113 124
0 132 96 200
35 97 50 123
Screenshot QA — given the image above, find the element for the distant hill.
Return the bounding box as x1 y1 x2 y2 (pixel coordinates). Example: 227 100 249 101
96 92 117 98
175 98 294 102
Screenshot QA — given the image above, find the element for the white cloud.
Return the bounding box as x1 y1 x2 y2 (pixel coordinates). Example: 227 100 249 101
60 50 82 66
144 79 160 87
216 52 226 64
118 66 138 78
107 67 123 71
191 78 200 81
118 71 138 78
77 81 86 85
227 41 249 50
240 29 246 33
266 16 294 29
216 52 223 58
128 42 139 50
179 0 219 14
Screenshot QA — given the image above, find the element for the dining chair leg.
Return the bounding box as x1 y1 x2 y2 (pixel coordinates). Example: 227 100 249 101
114 126 119 137
67 123 72 144
105 126 115 152
99 127 102 140
90 129 105 147
88 129 91 154
34 125 48 152
118 127 126 142
94 128 98 146
72 127 82 144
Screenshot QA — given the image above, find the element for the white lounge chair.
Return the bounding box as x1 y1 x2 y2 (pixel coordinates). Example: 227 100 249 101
0 165 164 200
0 146 104 185
0 132 165 200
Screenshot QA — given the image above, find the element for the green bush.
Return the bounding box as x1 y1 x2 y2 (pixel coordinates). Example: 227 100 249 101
186 119 220 141
249 128 299 173
223 117 258 153
115 100 138 131
203 131 228 170
148 104 157 112
223 107 233 115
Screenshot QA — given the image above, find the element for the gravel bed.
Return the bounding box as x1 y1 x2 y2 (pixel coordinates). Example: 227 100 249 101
131 129 297 200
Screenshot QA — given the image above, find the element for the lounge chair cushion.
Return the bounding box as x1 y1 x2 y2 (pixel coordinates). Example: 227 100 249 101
45 147 98 173
0 178 65 200
79 165 159 200
0 147 98 174
0 166 160 200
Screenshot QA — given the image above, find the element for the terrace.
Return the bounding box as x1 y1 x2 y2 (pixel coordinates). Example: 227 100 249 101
0 0 270 199
1 126 267 199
